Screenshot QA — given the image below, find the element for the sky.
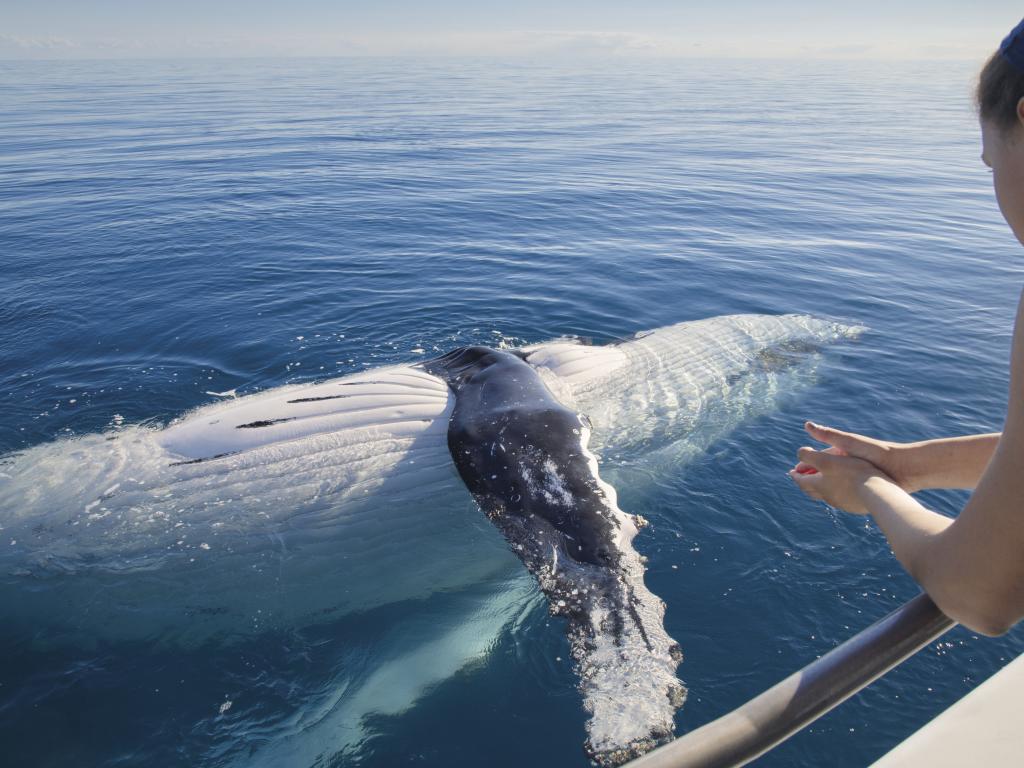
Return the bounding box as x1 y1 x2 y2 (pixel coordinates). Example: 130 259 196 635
1 1 1021 61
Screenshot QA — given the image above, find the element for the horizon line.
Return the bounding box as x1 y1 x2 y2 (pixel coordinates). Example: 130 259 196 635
0 53 991 64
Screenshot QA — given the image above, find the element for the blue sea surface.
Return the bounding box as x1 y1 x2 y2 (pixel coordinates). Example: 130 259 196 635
1 57 1023 767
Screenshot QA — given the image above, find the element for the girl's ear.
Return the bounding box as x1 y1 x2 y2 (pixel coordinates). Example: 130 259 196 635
1017 95 1024 128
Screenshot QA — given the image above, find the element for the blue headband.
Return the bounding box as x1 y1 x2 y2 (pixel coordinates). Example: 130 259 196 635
1000 17 1024 74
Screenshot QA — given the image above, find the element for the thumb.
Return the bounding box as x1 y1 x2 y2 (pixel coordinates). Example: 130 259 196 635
796 446 838 472
805 422 877 460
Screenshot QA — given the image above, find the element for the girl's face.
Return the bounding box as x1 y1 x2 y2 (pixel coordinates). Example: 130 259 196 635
982 115 1024 245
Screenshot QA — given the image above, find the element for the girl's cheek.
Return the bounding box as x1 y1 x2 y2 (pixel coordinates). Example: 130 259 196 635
1003 179 1024 243
993 173 1018 234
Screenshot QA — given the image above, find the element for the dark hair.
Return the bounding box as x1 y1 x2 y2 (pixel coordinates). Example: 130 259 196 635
977 51 1024 130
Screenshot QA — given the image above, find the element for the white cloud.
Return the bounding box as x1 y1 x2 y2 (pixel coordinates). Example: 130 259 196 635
524 31 663 57
0 32 366 59
0 34 78 51
808 43 875 57
351 29 681 58
179 34 365 57
0 27 1000 61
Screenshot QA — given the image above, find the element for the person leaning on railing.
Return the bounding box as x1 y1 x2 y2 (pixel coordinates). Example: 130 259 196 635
789 19 1024 638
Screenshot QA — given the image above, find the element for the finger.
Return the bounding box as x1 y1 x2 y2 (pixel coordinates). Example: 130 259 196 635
795 450 844 471
796 446 836 471
805 422 870 456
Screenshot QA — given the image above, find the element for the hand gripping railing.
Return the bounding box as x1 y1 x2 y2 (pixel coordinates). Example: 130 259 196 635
625 593 956 768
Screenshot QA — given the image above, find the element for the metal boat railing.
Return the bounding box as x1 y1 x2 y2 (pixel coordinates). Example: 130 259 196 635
624 592 956 768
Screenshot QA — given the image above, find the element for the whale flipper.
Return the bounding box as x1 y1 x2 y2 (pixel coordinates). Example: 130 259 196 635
158 365 455 462
424 346 685 764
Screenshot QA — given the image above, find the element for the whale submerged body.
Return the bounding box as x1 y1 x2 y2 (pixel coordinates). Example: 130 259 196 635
0 313 858 763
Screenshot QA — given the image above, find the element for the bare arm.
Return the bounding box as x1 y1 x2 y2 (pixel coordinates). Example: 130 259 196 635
799 425 999 492
792 292 1024 636
899 433 1000 491
909 299 1024 633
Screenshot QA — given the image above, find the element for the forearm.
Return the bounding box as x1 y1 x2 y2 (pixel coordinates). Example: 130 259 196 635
903 433 1000 491
859 477 952 577
792 426 1020 634
858 475 1013 635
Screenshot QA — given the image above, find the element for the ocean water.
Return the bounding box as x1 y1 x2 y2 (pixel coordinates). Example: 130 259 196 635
1 56 1023 767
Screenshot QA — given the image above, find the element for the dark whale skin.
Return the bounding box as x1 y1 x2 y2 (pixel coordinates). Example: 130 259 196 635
423 345 685 766
424 345 619 571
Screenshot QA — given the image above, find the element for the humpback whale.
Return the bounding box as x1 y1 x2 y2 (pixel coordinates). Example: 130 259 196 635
0 313 860 764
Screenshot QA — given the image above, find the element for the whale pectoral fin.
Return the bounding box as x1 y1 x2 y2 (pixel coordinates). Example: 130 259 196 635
426 346 685 764
158 366 453 462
